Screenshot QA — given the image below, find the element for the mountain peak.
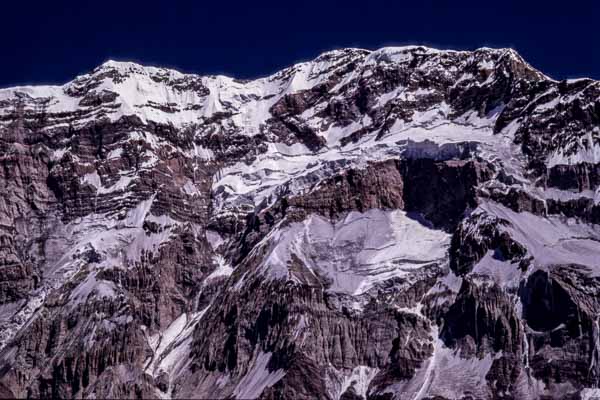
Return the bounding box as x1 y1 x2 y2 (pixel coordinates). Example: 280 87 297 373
94 59 146 73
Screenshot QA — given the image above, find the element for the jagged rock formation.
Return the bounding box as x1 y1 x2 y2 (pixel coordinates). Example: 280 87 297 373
0 45 599 399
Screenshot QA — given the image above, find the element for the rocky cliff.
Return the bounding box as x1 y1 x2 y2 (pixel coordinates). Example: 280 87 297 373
0 45 599 399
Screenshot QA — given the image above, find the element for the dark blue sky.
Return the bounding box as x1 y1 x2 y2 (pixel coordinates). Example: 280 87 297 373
2 0 598 88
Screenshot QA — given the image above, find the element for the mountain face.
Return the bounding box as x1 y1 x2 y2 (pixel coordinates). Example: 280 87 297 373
0 45 599 399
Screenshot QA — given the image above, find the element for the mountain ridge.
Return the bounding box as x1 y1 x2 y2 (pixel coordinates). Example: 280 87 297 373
0 45 599 399
0 45 552 89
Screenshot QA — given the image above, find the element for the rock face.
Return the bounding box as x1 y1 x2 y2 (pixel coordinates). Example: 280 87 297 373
0 45 599 399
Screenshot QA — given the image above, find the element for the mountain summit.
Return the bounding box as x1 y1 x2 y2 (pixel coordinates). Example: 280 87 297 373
0 46 599 399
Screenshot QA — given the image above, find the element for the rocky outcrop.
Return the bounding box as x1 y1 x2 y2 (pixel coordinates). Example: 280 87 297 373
546 197 600 224
449 211 529 276
288 160 405 218
441 278 524 397
520 266 600 395
399 159 494 230
546 163 600 192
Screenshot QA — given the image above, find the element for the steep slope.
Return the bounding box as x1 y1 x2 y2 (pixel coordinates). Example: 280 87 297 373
0 45 599 399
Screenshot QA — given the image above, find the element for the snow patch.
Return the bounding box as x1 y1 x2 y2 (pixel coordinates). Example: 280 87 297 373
388 326 498 399
146 307 210 396
581 388 600 400
336 366 379 400
232 352 286 399
69 272 117 307
257 209 450 295
206 256 234 281
480 200 600 273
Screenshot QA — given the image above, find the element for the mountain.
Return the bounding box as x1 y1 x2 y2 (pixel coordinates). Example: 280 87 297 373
0 45 599 399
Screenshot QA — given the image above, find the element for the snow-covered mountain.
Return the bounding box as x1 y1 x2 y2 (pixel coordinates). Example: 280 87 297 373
0 45 599 399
